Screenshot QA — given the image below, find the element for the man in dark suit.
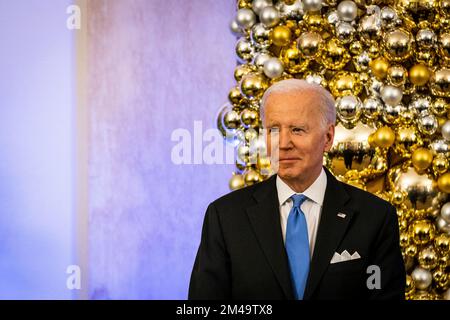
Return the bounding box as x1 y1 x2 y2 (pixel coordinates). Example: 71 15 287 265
189 79 405 300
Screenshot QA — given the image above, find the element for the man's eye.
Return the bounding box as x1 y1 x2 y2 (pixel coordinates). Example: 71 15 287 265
292 127 304 133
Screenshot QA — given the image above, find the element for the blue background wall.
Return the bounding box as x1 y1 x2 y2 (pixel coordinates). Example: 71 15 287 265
0 0 236 299
0 0 75 299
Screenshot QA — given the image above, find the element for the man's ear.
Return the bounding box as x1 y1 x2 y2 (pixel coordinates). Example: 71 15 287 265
323 124 335 152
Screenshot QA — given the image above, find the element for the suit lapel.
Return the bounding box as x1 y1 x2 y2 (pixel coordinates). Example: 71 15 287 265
246 174 295 300
303 167 357 300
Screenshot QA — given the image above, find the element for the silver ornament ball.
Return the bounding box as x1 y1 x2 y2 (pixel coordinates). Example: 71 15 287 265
236 8 257 29
263 57 284 79
380 85 403 106
252 0 273 15
411 267 432 290
337 1 358 22
259 6 280 28
441 120 450 141
441 202 450 224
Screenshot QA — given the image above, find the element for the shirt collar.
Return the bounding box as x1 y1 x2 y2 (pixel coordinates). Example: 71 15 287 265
276 167 327 207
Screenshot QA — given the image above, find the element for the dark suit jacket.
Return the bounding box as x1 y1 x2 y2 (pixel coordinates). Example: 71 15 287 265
189 167 405 300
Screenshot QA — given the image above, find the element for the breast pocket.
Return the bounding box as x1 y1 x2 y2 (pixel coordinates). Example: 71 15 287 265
326 258 365 275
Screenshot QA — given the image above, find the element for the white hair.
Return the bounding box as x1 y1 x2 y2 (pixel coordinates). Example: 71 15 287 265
260 79 336 129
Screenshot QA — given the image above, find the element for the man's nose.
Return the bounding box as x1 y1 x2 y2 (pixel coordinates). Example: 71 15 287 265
279 129 292 149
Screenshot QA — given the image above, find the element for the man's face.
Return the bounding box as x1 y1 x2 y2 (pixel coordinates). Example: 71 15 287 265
263 91 335 183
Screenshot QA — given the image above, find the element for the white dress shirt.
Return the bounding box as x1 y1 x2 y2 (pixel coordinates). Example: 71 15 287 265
276 168 327 257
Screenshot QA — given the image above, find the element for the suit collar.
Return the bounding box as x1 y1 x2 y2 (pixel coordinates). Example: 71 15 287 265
247 167 357 300
276 167 327 206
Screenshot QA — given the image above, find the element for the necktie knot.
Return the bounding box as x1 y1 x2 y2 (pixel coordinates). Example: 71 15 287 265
291 194 307 209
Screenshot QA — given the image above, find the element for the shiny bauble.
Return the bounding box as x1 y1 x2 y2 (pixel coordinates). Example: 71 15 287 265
435 233 450 254
297 31 323 58
431 98 448 116
409 64 431 86
336 95 362 123
437 216 450 233
280 45 309 74
380 85 403 106
441 120 450 141
236 8 257 29
409 95 432 115
252 52 272 71
416 29 436 49
373 126 395 148
250 23 271 48
369 57 389 80
362 96 382 120
229 173 245 190
234 63 255 82
240 73 268 100
223 110 241 130
259 6 280 28
383 29 413 61
388 165 441 213
329 71 362 97
230 19 243 35
418 247 438 269
228 86 243 106
432 154 449 176
387 65 408 86
411 267 432 290
380 6 398 29
236 38 255 62
244 168 262 185
438 172 450 193
263 57 284 79
418 112 438 136
335 22 355 44
240 108 259 128
251 0 273 15
320 37 351 70
303 0 323 12
409 220 436 245
412 148 434 172
275 0 304 19
337 1 358 22
270 25 291 47
431 68 450 97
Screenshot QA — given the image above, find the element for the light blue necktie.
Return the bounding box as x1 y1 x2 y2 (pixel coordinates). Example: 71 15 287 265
285 194 310 300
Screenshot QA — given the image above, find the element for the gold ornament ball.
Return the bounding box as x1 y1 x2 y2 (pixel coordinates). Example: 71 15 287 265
435 233 450 255
271 25 292 47
409 220 436 245
418 247 438 270
405 244 418 258
405 275 415 294
240 73 268 100
297 31 323 58
438 172 450 193
388 65 408 86
223 110 241 130
432 154 449 175
374 126 395 148
229 173 245 190
234 64 255 82
409 64 431 86
244 169 261 186
369 57 389 80
228 86 243 105
240 108 259 128
412 148 434 172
